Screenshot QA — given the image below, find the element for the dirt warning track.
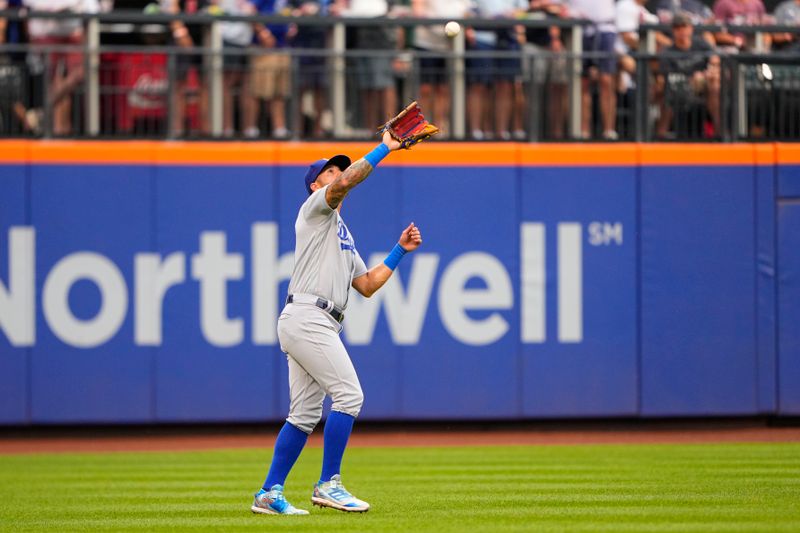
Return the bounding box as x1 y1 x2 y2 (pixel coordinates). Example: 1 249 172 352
1 423 798 454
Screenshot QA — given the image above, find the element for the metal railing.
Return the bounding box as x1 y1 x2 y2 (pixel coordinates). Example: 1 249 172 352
1 10 799 142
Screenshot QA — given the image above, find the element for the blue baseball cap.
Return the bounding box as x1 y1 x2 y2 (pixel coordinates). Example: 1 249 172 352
303 155 351 195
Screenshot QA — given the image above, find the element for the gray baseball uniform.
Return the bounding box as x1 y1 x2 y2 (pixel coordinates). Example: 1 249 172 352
278 184 368 433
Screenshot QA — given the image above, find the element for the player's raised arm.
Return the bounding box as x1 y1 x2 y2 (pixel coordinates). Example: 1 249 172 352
326 101 439 210
325 130 401 209
352 222 422 298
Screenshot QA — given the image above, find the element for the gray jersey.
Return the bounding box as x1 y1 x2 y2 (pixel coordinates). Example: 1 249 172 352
287 184 367 310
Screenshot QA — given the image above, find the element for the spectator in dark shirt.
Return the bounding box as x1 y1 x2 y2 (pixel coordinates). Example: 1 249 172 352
0 0 23 52
652 0 717 48
0 0 32 133
657 14 720 137
524 0 568 139
163 0 210 136
289 0 331 138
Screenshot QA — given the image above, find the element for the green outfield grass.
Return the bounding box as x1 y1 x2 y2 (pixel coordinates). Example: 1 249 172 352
1 442 799 532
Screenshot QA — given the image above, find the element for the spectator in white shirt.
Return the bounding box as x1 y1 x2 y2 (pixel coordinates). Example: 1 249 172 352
23 0 99 135
412 0 474 135
775 0 800 23
336 0 399 132
217 0 257 137
566 0 618 139
652 0 713 25
467 0 527 140
616 0 667 88
616 0 661 55
773 0 800 50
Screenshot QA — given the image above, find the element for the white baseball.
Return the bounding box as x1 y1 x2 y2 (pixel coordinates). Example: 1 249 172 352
445 21 461 38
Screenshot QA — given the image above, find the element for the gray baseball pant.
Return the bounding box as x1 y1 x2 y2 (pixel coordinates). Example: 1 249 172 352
277 302 364 434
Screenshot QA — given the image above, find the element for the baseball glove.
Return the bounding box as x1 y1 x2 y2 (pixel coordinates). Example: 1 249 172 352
379 101 439 149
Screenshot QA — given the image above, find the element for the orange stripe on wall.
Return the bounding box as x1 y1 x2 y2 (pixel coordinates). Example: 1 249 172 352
153 142 278 165
275 142 374 165
518 144 639 166
639 144 759 166
776 144 800 165
754 144 776 166
1 140 799 166
27 141 158 164
394 142 522 166
0 140 32 163
273 142 523 166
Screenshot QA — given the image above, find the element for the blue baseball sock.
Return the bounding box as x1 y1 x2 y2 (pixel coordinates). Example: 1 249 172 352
263 422 308 490
320 411 356 482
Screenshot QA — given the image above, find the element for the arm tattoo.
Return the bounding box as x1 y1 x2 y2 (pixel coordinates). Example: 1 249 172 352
326 158 374 209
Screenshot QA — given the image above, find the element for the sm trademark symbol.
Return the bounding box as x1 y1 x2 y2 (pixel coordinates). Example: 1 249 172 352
588 222 623 246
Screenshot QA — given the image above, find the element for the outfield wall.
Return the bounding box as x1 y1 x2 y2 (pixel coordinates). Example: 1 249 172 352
1 141 798 424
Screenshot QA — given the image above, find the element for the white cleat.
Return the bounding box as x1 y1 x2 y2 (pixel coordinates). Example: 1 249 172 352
311 474 370 512
251 484 310 515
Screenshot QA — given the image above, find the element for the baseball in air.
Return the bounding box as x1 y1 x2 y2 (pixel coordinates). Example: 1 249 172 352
445 21 461 38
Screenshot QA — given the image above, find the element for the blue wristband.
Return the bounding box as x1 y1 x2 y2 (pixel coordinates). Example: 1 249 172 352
383 243 407 271
364 143 390 168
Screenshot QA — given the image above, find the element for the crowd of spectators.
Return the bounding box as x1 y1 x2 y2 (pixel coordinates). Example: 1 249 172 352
0 0 799 139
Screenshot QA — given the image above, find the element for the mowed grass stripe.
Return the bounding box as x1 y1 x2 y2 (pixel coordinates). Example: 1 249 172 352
1 443 798 532
19 469 800 481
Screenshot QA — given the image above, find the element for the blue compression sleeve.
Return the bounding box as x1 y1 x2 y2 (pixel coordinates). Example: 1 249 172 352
383 243 407 270
320 411 356 482
263 422 309 489
364 143 390 168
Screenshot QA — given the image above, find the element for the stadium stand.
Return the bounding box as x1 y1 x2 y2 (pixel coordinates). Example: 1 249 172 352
0 0 798 141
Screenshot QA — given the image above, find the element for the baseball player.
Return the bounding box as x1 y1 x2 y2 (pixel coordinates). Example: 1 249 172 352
251 119 431 515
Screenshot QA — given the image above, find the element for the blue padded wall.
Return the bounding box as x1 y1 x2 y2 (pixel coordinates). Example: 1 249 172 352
2 152 799 424
153 165 282 422
640 166 758 416
29 165 153 423
519 166 638 417
756 162 778 413
0 165 29 423
778 201 800 414
778 165 800 198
